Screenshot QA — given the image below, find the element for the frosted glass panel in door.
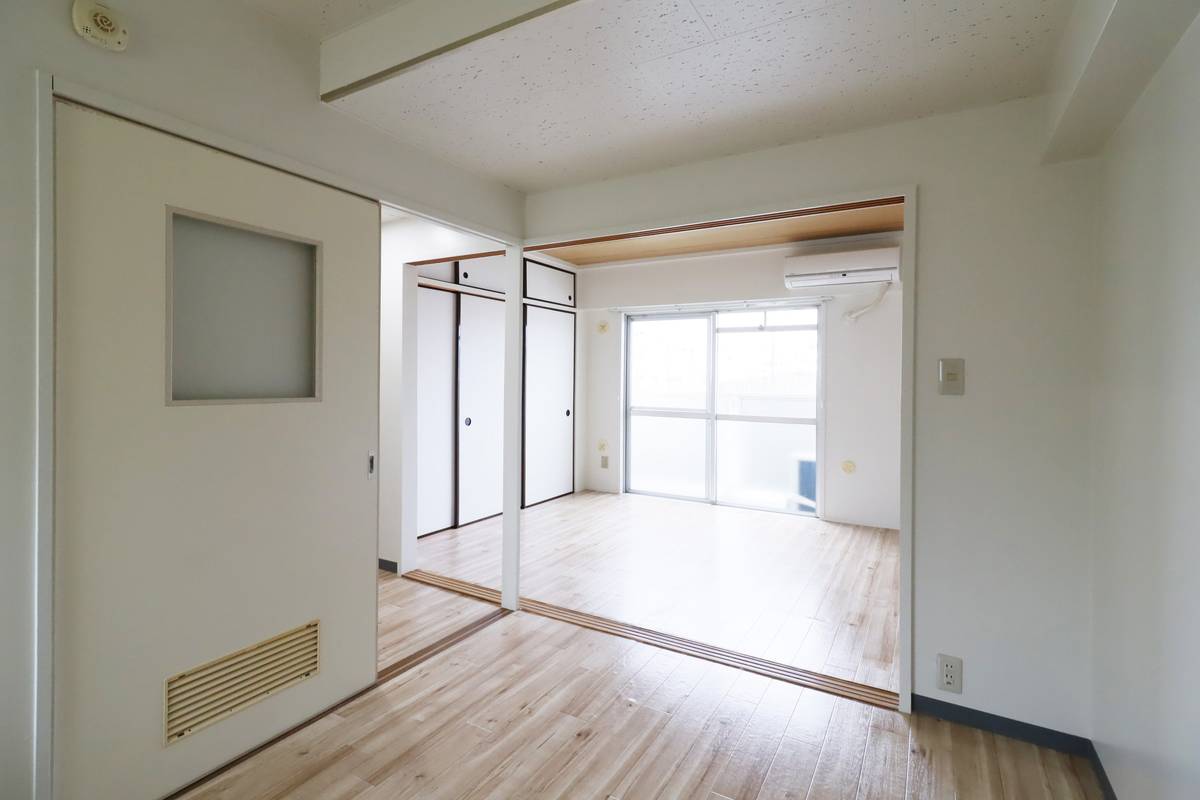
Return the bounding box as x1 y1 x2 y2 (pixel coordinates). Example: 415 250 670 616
716 421 816 512
457 295 505 525
524 306 575 506
169 214 317 401
627 416 707 498
628 317 709 409
716 329 818 418
416 287 456 534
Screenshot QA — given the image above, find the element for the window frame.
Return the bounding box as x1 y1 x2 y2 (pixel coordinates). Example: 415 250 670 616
623 302 823 515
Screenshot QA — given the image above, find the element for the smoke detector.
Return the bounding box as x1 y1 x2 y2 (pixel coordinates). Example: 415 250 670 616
72 1 129 52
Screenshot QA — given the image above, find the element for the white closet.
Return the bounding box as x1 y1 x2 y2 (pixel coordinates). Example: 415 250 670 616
522 260 578 507
415 257 578 531
523 305 575 505
414 270 506 535
457 294 505 524
525 259 576 306
415 287 456 534
456 254 507 293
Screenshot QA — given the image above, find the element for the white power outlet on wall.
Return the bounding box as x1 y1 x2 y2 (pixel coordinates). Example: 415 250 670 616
937 653 963 693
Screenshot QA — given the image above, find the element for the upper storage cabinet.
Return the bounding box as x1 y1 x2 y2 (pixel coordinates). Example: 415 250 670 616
524 259 575 308
416 260 455 282
457 254 507 293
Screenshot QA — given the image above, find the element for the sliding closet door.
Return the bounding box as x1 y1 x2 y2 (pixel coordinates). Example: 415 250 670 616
524 306 575 506
457 295 505 524
416 287 456 534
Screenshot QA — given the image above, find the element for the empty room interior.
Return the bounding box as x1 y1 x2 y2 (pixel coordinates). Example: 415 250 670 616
5 1 1200 800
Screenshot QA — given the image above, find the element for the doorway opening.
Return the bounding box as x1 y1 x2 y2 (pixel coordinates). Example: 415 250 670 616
408 196 909 709
376 205 510 677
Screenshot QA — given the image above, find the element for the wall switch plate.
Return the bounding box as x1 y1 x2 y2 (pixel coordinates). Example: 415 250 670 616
937 653 963 693
600 455 609 469
938 358 965 395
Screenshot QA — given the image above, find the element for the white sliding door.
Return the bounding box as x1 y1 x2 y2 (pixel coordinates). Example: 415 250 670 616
54 102 379 799
625 314 711 499
714 308 820 512
524 305 575 506
416 287 457 534
457 295 505 524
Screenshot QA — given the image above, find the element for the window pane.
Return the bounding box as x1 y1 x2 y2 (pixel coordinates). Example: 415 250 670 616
715 329 817 418
171 214 317 401
628 317 708 409
716 310 763 329
765 307 818 326
716 421 816 512
628 415 707 498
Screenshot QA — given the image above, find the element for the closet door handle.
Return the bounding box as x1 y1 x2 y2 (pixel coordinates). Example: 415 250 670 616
565 409 571 417
464 417 472 426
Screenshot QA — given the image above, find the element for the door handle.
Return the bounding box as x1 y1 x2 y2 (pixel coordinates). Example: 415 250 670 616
464 417 472 426
565 409 571 417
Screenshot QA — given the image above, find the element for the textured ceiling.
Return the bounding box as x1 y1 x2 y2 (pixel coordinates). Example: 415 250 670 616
242 0 414 41
328 0 1074 191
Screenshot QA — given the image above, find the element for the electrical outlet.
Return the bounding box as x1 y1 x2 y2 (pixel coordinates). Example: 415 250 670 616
937 654 963 693
600 455 609 469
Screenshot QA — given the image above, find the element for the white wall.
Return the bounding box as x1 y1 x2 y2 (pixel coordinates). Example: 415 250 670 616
379 248 405 566
1091 14 1200 799
530 95 1099 736
578 308 625 493
574 244 902 530
1 4 522 796
823 287 902 529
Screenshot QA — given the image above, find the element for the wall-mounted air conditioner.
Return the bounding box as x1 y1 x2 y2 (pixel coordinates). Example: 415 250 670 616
783 245 900 290
783 267 898 289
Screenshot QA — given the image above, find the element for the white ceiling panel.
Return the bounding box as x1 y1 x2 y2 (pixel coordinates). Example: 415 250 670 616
241 0 416 41
689 0 830 39
329 0 1074 191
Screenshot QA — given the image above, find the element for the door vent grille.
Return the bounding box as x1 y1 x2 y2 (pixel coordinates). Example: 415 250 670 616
164 620 319 744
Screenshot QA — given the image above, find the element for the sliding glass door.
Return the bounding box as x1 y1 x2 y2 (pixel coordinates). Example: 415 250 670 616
625 314 711 499
625 306 820 514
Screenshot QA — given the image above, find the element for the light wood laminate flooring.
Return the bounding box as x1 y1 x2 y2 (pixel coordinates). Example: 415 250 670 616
185 610 1102 800
418 491 899 692
377 570 498 672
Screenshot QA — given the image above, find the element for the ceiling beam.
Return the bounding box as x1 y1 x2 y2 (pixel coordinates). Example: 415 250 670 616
320 0 582 102
1044 0 1200 162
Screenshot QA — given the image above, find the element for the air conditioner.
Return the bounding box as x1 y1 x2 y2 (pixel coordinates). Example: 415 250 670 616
783 245 900 290
783 267 898 289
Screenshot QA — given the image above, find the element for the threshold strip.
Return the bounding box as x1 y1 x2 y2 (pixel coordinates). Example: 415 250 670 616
163 607 510 800
404 569 899 711
377 607 510 682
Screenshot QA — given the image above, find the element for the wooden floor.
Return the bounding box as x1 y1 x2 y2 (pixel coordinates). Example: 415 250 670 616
377 570 497 672
419 491 900 692
183 610 1102 800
